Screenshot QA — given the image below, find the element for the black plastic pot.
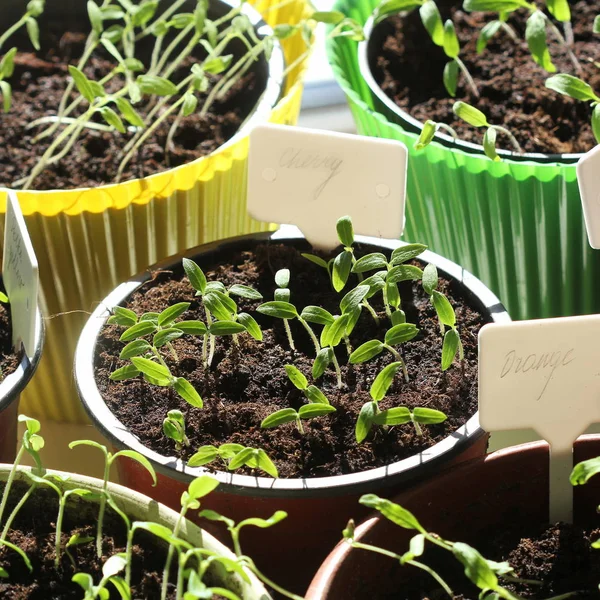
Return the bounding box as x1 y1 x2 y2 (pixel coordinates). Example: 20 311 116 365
75 228 510 593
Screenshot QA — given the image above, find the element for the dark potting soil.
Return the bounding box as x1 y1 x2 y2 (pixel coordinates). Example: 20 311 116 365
0 280 20 381
371 0 599 154
94 241 488 479
0 481 177 599
374 522 600 599
0 23 261 191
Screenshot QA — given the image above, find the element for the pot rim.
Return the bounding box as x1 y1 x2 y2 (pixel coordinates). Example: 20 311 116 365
74 228 510 498
0 305 44 413
0 464 271 600
357 14 582 165
4 0 286 197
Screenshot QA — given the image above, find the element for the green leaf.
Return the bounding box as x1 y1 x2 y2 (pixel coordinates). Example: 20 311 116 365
27 0 45 17
370 362 403 401
387 265 423 284
390 244 427 266
119 339 152 359
299 403 336 419
387 281 401 309
385 323 419 346
306 385 330 405
183 258 206 294
352 253 388 273
273 23 296 39
0 47 17 79
325 314 350 347
443 20 460 58
66 533 94 549
453 542 499 590
274 269 290 288
413 407 448 424
115 97 144 127
111 450 157 486
301 305 334 325
174 320 207 335
349 340 384 364
301 253 329 269
257 301 298 320
432 290 456 327
359 495 424 531
443 59 459 97
99 106 125 133
345 305 362 336
158 302 191 327
188 445 218 467
463 0 528 11
376 0 421 22
108 576 131 600
526 11 555 73
340 285 370 314
332 251 352 292
401 534 426 564
255 449 279 478
173 377 203 408
442 328 460 370
546 0 570 22
453 101 488 127
209 321 245 336
414 119 437 150
483 127 501 161
594 15 600 34
419 0 444 44
355 401 377 443
140 312 159 323
69 66 95 103
130 357 171 381
119 321 156 341
477 20 502 54
103 554 127 578
137 74 178 96
593 104 600 144
312 348 333 379
188 475 219 500
153 328 183 348
26 16 40 50
219 443 245 459
261 408 298 429
238 511 288 530
545 73 599 102
133 522 184 549
182 92 198 117
19 414 41 435
110 364 141 381
228 284 262 300
391 310 406 325
571 456 600 485
373 406 411 425
73 573 94 592
311 10 345 24
274 288 290 302
132 1 158 26
336 215 354 246
163 418 184 443
203 293 234 321
0 80 10 112
203 55 232 74
284 365 308 390
362 273 386 298
238 312 262 341
422 263 438 295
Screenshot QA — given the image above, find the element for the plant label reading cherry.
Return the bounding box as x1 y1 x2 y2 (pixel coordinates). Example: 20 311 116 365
479 315 600 523
577 144 600 249
247 124 407 250
2 191 39 356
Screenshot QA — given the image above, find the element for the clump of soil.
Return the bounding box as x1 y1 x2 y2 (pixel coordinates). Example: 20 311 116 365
371 0 599 154
0 280 20 380
94 240 490 479
0 14 264 190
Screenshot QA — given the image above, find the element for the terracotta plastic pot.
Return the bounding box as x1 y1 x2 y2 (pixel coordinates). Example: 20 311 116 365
0 307 44 464
0 0 313 425
74 229 510 593
0 465 271 599
326 0 597 322
306 436 600 599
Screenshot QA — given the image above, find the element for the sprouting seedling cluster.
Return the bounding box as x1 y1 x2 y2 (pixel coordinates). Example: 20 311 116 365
188 443 279 478
372 0 478 98
0 419 301 600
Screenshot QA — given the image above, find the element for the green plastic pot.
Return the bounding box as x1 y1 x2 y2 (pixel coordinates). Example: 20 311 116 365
326 1 598 321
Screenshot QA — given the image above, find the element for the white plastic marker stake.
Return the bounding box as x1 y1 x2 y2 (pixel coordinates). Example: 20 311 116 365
2 190 39 356
577 144 600 249
479 315 600 523
247 124 407 250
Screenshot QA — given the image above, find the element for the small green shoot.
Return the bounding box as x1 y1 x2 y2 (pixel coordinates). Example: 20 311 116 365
163 409 190 452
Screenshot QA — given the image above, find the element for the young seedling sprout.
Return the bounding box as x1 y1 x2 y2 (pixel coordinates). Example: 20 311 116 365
0 0 44 51
273 268 296 350
188 444 279 478
545 74 600 143
163 409 190 452
414 119 458 150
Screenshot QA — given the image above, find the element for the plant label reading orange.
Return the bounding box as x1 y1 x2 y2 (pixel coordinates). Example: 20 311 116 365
577 145 600 249
247 124 407 250
478 315 600 523
2 191 39 356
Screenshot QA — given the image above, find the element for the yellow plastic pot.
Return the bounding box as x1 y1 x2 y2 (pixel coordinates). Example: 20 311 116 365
0 0 313 424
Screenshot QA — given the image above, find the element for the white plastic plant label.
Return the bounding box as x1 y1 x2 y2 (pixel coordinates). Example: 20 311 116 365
247 124 407 250
479 315 600 523
2 191 39 356
577 144 600 249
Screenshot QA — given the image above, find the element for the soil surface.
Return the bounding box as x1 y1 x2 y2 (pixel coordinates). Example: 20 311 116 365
385 522 600 599
0 280 20 382
371 0 599 154
94 241 489 479
0 481 180 599
0 19 263 190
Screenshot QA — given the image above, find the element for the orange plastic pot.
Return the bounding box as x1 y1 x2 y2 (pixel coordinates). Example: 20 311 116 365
75 229 510 593
306 436 600 599
0 306 44 463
